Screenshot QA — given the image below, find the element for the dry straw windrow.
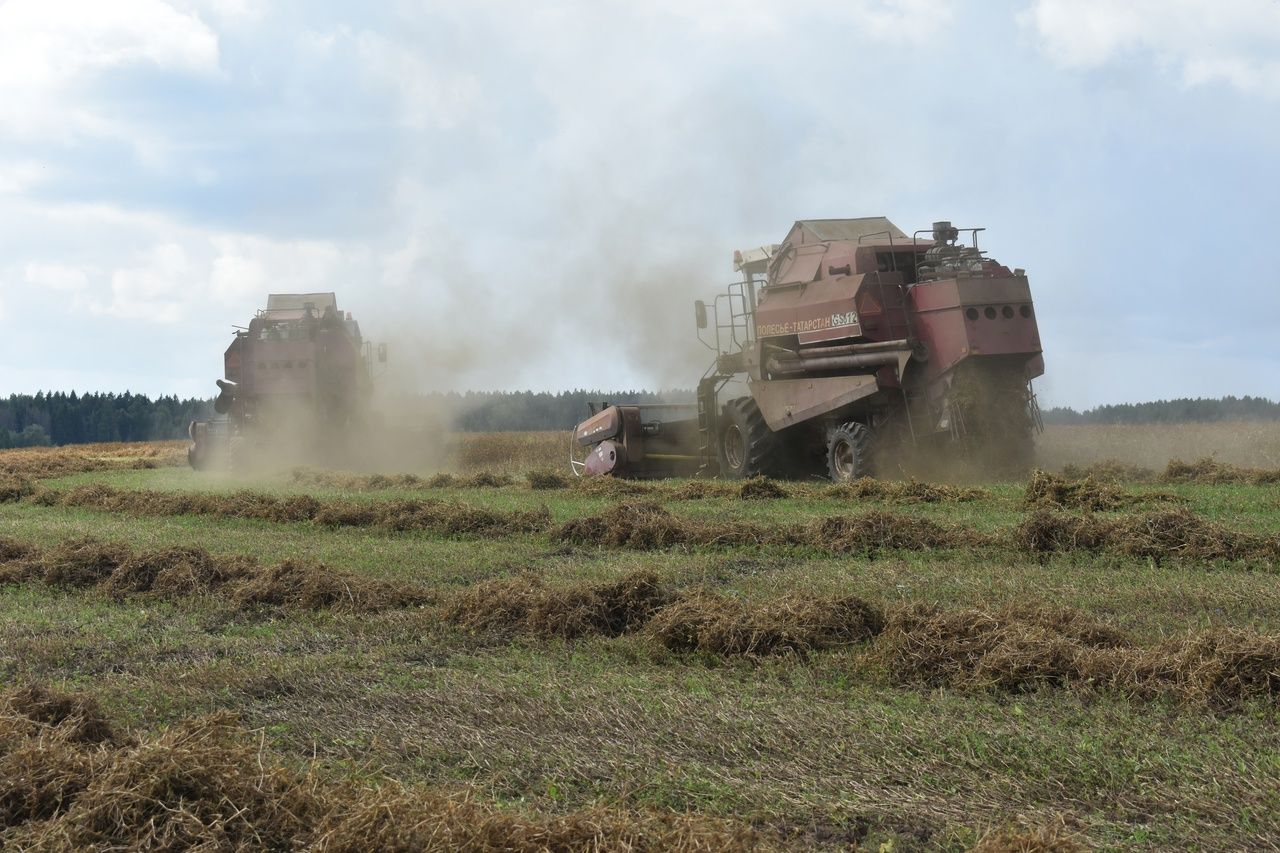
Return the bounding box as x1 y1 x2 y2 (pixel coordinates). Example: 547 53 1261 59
874 603 1280 707
0 686 776 852
443 570 671 639
553 501 991 554
290 468 517 491
969 825 1085 853
0 535 430 613
644 590 884 656
553 501 779 550
820 477 989 504
0 474 36 504
1060 459 1157 483
36 484 551 538
1023 470 1181 512
1160 457 1280 485
1014 507 1280 563
534 473 986 504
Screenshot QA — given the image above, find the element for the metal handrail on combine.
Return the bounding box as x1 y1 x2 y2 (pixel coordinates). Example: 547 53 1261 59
693 279 759 472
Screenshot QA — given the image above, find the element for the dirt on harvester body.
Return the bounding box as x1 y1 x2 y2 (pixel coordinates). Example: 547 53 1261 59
572 217 1044 481
187 293 388 471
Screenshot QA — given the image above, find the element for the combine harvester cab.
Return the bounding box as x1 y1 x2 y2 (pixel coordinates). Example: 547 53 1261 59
572 217 1044 480
188 293 386 470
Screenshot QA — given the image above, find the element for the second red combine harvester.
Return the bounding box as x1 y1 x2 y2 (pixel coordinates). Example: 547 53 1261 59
188 293 385 470
572 217 1045 480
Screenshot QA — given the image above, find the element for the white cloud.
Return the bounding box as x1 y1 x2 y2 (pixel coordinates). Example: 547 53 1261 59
209 236 348 305
0 162 50 194
192 0 263 27
1022 0 1280 95
25 262 90 292
102 243 192 323
0 0 221 139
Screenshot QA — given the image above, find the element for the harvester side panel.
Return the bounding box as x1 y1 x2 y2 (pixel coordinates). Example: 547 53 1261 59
754 276 866 344
748 374 880 432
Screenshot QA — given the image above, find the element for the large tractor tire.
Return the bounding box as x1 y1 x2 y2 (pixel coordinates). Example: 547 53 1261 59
826 421 872 482
718 397 777 479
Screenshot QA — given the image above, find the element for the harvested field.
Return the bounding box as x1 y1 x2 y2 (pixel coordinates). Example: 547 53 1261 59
1036 420 1280 471
0 441 186 479
5 433 1280 849
454 430 566 472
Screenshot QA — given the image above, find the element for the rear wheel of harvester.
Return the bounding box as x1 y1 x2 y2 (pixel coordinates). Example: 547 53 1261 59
826 422 872 482
718 398 777 478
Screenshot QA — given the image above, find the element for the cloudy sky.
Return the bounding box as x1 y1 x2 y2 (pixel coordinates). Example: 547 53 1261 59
0 0 1277 408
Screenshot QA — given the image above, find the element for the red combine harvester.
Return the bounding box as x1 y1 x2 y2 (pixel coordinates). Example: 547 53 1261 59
188 293 385 470
572 217 1044 480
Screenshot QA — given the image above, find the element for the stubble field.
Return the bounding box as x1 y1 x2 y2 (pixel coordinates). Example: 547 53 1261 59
1 423 1278 851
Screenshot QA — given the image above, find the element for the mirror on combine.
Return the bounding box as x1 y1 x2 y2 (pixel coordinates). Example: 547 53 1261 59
377 343 388 363
694 300 708 329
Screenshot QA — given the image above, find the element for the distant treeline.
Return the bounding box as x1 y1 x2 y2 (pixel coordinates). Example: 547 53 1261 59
4 391 1276 447
1042 396 1280 425
0 392 214 449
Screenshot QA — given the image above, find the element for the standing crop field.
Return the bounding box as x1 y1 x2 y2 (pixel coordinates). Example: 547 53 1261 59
1 430 1279 851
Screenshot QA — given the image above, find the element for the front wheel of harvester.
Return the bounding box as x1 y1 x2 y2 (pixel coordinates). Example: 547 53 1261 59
718 398 777 478
826 422 872 482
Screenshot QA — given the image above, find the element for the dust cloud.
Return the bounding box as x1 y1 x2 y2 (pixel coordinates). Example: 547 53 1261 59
537 202 751 394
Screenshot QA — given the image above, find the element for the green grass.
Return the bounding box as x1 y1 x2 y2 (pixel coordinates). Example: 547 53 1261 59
3 451 1280 850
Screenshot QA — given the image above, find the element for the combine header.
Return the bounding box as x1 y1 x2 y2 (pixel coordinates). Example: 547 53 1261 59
573 217 1044 480
188 293 385 470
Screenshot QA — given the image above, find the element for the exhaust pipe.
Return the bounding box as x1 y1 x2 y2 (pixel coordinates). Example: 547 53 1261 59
768 351 903 376
766 340 911 377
